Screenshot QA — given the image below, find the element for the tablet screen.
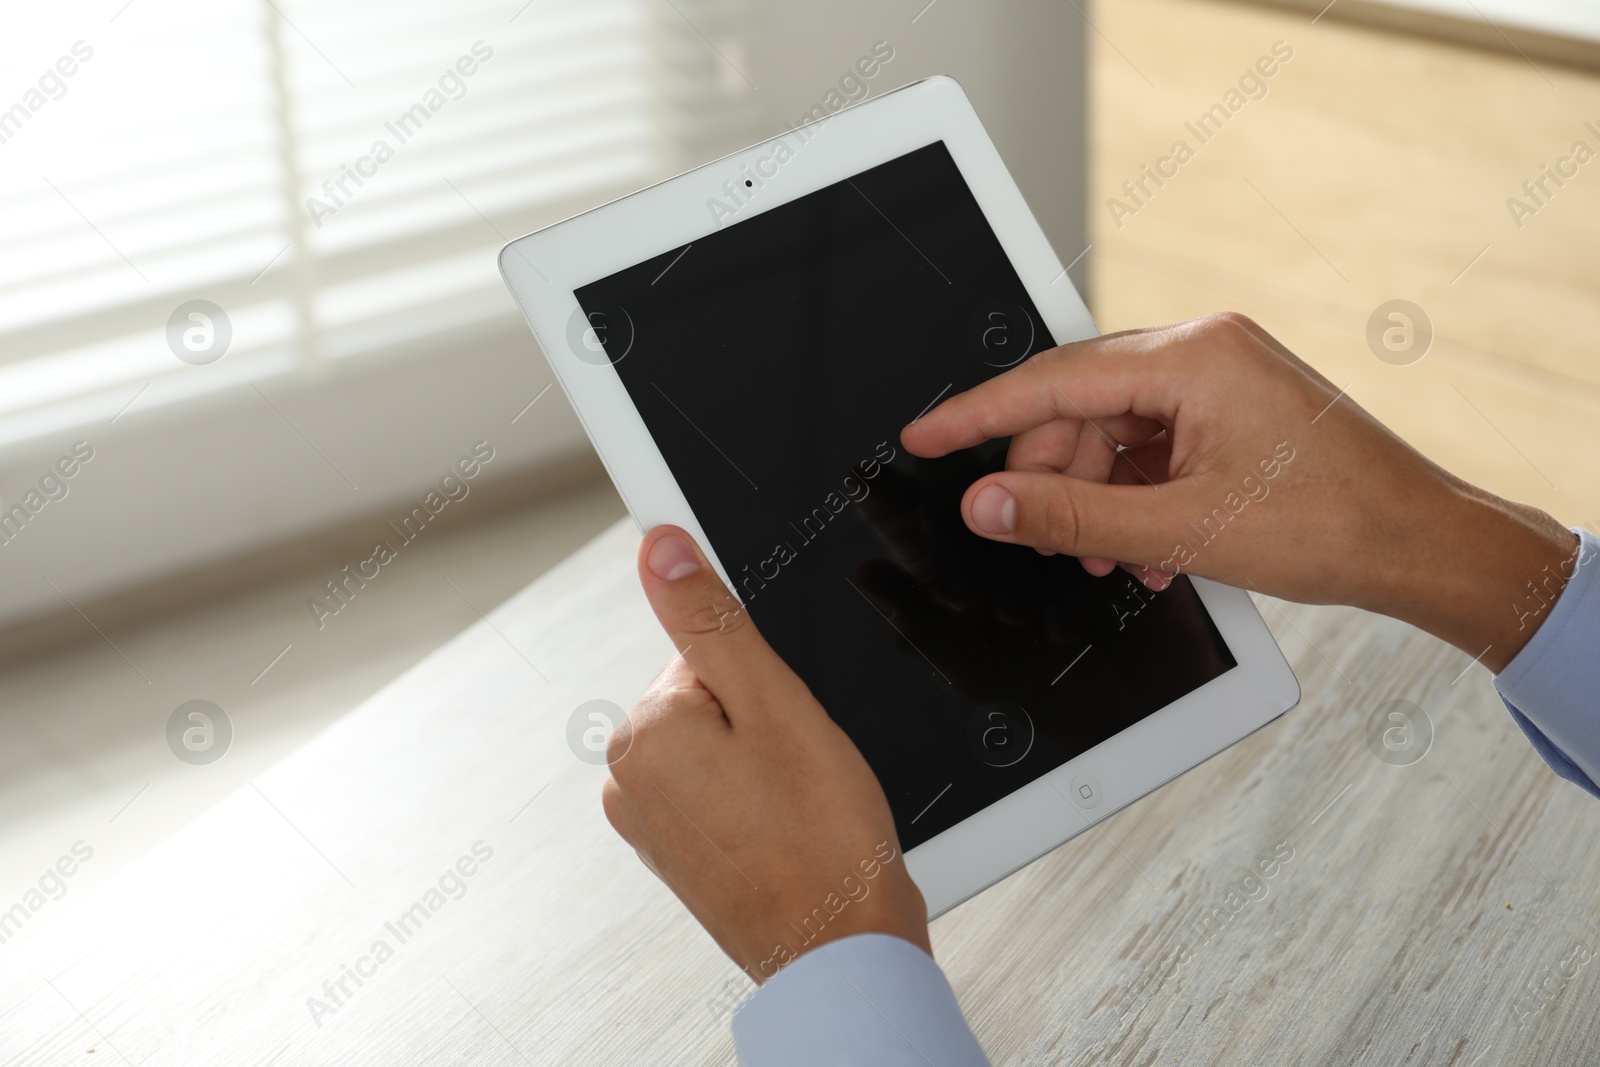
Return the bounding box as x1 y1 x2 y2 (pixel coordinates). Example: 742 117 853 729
576 140 1235 849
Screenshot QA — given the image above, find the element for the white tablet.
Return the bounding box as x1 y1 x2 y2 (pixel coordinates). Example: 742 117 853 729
499 75 1300 917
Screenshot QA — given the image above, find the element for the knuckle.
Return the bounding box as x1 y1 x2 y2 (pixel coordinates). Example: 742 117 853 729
1211 310 1258 332
600 777 632 838
1195 311 1259 347
1041 489 1087 551
1021 344 1060 375
676 593 750 639
604 712 637 769
617 683 718 767
642 651 696 699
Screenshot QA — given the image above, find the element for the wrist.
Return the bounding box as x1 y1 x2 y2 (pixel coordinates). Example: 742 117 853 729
737 881 931 984
1377 481 1578 673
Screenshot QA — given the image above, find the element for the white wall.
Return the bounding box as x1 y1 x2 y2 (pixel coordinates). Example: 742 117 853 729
1376 0 1600 42
748 0 1089 290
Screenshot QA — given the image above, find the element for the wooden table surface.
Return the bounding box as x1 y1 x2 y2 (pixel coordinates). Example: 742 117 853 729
3 517 1597 1067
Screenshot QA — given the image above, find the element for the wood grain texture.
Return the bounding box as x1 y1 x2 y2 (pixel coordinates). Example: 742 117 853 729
1088 0 1600 530
2 517 1596 1066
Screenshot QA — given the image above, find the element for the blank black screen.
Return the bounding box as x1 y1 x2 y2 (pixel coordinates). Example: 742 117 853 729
577 141 1234 849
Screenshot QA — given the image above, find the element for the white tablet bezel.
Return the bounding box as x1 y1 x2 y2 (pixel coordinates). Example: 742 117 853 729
499 75 1300 917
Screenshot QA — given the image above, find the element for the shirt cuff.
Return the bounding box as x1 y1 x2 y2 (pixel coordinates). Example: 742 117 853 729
731 933 991 1067
1495 527 1600 796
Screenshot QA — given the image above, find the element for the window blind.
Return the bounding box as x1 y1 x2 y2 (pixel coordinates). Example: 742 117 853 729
0 0 752 449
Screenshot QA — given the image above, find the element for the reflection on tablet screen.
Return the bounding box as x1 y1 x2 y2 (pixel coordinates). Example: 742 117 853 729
576 140 1235 849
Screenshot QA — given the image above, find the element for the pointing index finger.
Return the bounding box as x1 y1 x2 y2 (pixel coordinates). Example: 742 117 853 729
901 330 1187 458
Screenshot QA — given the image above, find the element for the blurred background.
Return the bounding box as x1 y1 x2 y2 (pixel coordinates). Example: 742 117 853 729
0 0 1595 949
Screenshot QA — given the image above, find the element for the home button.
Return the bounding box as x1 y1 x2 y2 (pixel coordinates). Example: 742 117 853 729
1069 773 1102 809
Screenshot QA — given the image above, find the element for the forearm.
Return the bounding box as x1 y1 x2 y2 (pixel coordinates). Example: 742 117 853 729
1373 478 1580 673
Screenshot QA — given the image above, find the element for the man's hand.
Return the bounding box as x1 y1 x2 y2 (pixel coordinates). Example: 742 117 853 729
903 312 1580 672
602 526 932 982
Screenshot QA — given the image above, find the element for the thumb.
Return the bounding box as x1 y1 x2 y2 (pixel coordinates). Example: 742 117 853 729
637 526 794 713
961 472 1195 570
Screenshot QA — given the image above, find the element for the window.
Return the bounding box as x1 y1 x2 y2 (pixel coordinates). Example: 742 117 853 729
1347 0 1600 43
0 0 757 625
0 0 753 449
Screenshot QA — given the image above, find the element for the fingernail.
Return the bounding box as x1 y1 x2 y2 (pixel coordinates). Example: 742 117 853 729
971 484 1016 535
647 533 700 580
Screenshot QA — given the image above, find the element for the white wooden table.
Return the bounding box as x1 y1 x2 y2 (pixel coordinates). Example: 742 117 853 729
4 518 1598 1066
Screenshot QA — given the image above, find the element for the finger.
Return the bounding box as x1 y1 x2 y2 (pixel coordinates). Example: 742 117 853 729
644 644 700 690
1019 420 1165 572
634 653 725 731
1109 435 1173 487
1121 561 1174 592
1062 420 1118 485
1005 417 1081 473
637 526 796 715
1064 417 1169 490
1069 426 1117 574
646 648 703 691
902 331 1189 458
961 470 1202 564
1077 437 1175 575
1005 412 1162 474
634 847 663 880
602 776 639 842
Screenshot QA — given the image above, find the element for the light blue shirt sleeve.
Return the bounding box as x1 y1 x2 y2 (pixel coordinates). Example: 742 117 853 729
1495 528 1600 797
731 933 991 1067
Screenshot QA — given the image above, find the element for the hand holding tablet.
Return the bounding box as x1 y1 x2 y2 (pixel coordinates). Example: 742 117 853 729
603 526 932 983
